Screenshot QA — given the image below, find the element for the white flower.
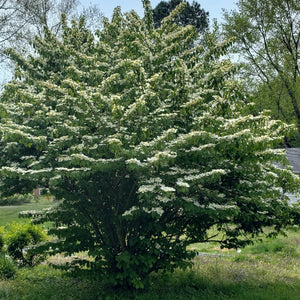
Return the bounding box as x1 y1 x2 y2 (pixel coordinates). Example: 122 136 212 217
138 185 155 193
126 158 145 167
176 180 190 188
123 206 138 216
152 207 164 216
160 186 175 192
157 195 172 203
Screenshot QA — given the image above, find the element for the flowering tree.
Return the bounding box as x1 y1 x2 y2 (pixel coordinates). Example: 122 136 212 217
0 0 299 289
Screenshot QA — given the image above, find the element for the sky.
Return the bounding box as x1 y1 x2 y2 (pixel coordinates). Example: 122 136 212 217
79 0 238 23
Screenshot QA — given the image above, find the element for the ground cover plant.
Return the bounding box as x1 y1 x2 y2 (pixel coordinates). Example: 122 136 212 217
0 0 299 289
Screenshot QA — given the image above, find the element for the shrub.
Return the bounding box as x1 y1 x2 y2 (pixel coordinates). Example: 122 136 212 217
5 222 48 266
0 0 299 289
0 193 34 206
0 255 16 279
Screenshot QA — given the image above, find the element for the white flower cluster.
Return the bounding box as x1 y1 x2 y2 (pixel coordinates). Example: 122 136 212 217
122 206 139 216
126 158 146 167
124 95 146 117
107 138 122 145
164 167 199 176
55 167 91 172
160 185 175 193
143 206 164 216
184 169 227 182
176 180 190 188
144 177 163 184
138 185 155 193
170 130 218 149
135 128 178 152
147 150 177 164
220 129 251 141
185 143 215 153
255 148 285 157
156 195 172 203
208 204 236 210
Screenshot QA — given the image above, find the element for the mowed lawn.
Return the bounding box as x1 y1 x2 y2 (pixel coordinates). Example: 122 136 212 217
0 197 55 226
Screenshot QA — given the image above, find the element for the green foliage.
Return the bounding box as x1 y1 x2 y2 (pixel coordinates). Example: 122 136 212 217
223 0 300 140
5 222 48 266
249 238 297 257
0 255 16 280
0 193 35 206
0 0 299 289
253 78 300 146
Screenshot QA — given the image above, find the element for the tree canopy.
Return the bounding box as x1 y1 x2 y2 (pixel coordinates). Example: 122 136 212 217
152 0 209 34
223 0 300 143
0 0 299 289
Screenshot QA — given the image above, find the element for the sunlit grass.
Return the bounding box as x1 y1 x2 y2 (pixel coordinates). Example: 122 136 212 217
0 197 55 227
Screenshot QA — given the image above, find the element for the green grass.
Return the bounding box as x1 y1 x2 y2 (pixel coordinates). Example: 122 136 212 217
0 197 54 227
189 228 300 258
0 231 299 300
0 250 299 300
0 198 299 299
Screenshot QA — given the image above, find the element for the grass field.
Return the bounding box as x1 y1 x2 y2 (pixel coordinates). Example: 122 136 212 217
0 197 54 227
0 198 299 299
0 250 299 300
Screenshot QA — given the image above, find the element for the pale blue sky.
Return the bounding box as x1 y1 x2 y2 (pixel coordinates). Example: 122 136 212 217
79 0 237 23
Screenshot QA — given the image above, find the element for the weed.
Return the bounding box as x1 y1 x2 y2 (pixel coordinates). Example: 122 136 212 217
0 255 16 279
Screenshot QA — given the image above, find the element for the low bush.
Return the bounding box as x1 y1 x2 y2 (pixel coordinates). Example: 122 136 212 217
0 194 34 206
5 222 48 266
0 255 16 279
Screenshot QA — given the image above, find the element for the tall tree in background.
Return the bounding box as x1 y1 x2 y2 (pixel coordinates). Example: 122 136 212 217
0 0 78 59
152 0 209 34
0 0 103 64
223 0 300 143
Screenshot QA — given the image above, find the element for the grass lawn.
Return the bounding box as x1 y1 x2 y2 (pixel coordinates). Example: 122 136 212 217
0 250 299 300
0 198 299 299
0 197 55 227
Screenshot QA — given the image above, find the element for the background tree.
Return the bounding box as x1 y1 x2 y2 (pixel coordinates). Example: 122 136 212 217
0 0 299 289
223 0 300 144
0 0 103 82
0 0 78 60
152 0 209 34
